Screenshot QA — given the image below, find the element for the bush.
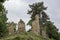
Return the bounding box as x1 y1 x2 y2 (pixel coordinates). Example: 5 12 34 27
12 36 20 40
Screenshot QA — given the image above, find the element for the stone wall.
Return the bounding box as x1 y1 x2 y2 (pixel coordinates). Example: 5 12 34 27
32 14 40 35
8 17 47 38
8 22 16 35
18 19 25 33
31 14 47 38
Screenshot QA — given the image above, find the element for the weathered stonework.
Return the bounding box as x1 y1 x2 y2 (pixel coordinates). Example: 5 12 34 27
18 19 25 33
8 22 16 35
31 14 47 37
32 14 40 35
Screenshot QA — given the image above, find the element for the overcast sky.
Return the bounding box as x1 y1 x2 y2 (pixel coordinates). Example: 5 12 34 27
4 0 60 31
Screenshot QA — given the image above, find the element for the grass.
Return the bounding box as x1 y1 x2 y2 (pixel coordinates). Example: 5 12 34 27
0 32 54 40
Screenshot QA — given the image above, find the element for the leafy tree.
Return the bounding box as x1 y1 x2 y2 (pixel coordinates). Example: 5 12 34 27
27 2 59 40
58 33 60 40
46 21 59 40
0 0 8 37
0 0 6 3
27 2 47 35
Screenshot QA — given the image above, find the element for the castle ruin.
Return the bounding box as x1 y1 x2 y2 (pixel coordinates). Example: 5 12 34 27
18 19 25 33
31 14 47 38
8 18 46 38
8 22 16 35
32 14 40 35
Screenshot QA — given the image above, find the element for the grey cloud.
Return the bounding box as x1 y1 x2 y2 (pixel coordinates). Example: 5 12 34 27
4 0 60 31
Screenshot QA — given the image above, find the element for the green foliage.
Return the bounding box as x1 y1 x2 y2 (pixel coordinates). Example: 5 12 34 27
27 2 49 35
58 33 60 40
27 2 59 40
0 0 6 3
27 2 47 20
27 20 32 26
12 36 20 40
0 32 53 40
0 0 8 37
0 3 4 12
42 11 49 23
46 21 59 40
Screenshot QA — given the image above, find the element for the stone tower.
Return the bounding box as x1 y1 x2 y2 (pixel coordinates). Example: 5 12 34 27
18 19 25 33
32 14 47 38
32 14 40 35
8 22 16 35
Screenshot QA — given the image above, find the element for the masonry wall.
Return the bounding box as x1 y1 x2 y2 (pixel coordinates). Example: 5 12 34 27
31 14 47 38
18 19 25 33
8 22 15 35
32 14 40 35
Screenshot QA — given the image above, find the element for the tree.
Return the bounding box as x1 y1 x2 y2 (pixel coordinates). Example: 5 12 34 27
46 21 59 40
0 0 8 37
0 0 5 3
58 33 60 40
27 2 47 35
27 2 59 40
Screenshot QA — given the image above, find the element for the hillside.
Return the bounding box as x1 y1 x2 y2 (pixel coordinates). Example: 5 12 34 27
0 32 54 40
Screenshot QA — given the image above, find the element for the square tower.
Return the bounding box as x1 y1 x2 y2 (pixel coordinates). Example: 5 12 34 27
18 19 25 33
